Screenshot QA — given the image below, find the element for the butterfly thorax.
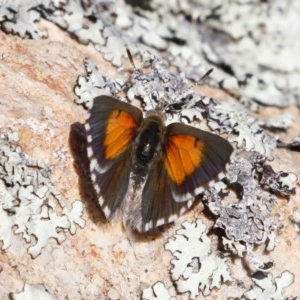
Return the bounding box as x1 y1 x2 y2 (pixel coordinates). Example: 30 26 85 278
145 109 166 121
133 114 165 168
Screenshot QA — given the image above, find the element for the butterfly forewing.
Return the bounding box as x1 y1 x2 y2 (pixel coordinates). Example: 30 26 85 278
164 123 233 202
85 96 143 217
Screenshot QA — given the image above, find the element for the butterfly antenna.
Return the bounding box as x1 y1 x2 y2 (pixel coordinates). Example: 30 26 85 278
176 67 214 96
126 48 137 69
191 67 214 89
200 68 214 81
126 48 155 110
169 67 214 113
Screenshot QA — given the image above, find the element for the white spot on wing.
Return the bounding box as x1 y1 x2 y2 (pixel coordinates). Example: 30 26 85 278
172 191 192 202
156 218 164 227
194 186 204 195
144 221 153 232
94 184 100 194
103 206 111 218
87 146 94 158
87 134 92 143
90 158 106 174
85 122 91 132
99 195 104 205
168 214 177 223
91 173 96 182
179 206 186 215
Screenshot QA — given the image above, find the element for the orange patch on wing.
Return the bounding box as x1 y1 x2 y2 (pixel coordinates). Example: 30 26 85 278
104 109 137 159
165 135 205 185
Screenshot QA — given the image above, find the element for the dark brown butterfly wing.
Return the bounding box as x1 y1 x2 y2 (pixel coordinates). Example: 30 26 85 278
140 156 194 232
138 122 233 231
85 95 143 218
164 123 234 202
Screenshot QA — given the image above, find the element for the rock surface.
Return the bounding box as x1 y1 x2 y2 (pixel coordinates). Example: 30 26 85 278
0 18 300 300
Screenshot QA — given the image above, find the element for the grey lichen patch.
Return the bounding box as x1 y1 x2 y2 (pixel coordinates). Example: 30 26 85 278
259 165 297 197
44 0 107 46
74 58 122 109
10 283 58 300
243 271 295 300
0 133 85 258
1 1 300 108
165 220 232 299
209 154 277 246
203 152 296 273
126 54 206 121
142 281 176 300
206 1 300 108
260 113 295 132
208 101 277 159
0 0 49 38
203 151 297 276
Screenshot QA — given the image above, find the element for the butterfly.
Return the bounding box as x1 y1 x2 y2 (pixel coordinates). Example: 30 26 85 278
85 94 233 232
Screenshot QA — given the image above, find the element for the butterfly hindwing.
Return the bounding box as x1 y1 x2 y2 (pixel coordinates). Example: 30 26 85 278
85 95 143 217
140 156 194 232
93 152 132 217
